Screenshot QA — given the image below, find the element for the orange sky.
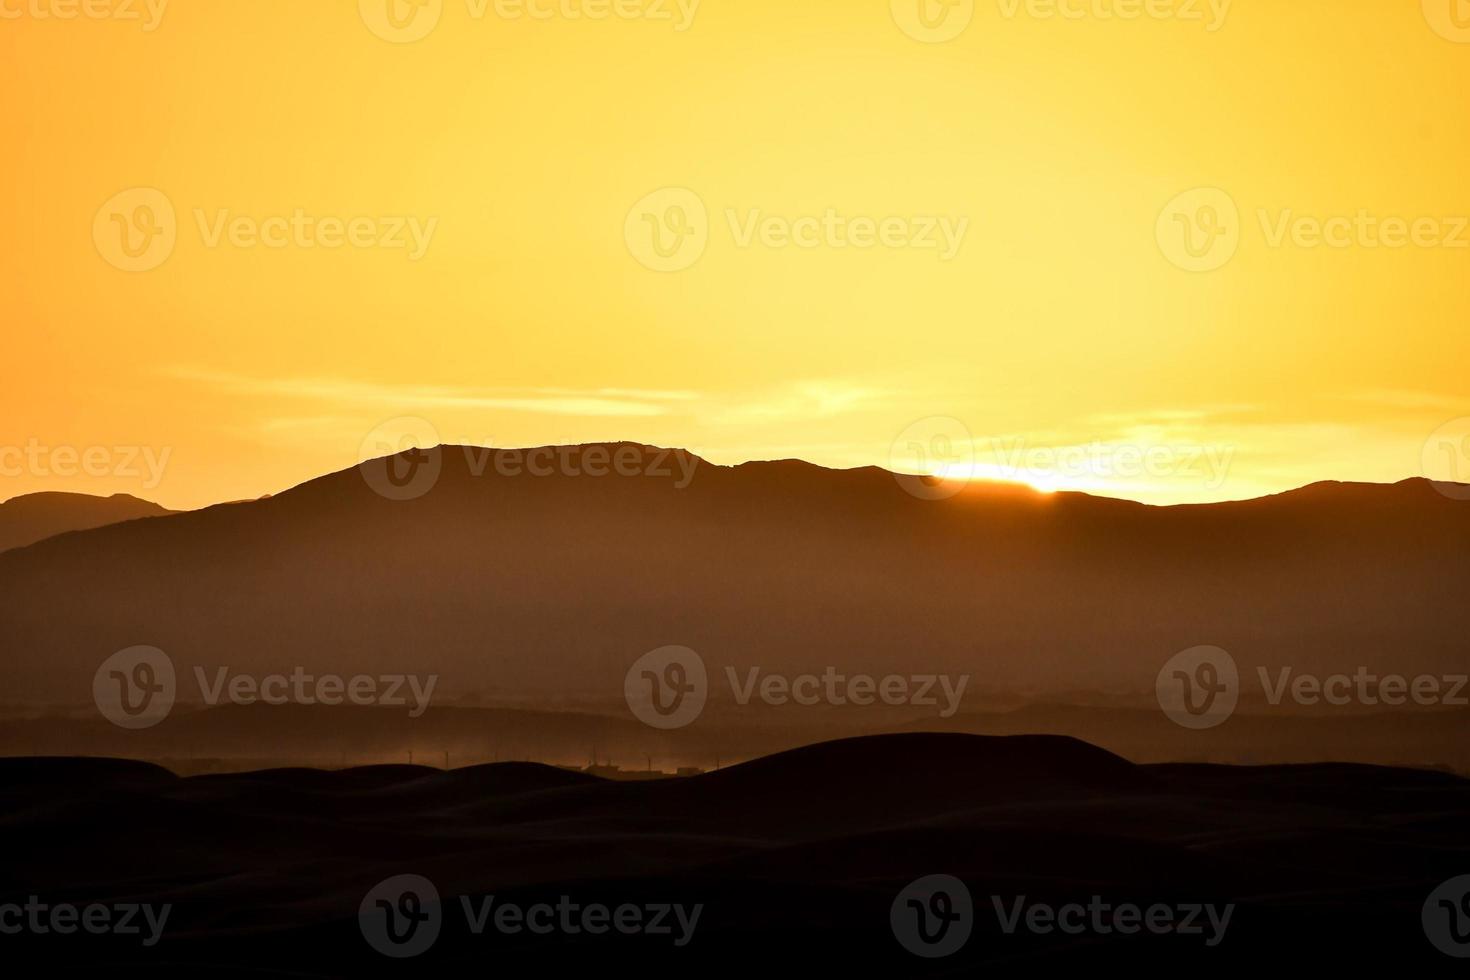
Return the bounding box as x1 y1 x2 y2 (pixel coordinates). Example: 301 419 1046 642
3 0 1469 509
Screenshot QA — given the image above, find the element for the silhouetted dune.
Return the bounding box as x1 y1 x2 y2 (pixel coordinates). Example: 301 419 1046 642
351 761 602 805
1 733 1465 972
673 732 1156 827
469 733 1158 839
0 755 176 789
703 732 1142 793
189 763 446 793
906 702 1470 770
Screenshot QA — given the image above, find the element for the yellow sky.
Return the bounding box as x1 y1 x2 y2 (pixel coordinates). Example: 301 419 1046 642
3 0 1469 509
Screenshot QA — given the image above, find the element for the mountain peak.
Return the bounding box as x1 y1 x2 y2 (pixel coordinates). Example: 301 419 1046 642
0 490 172 554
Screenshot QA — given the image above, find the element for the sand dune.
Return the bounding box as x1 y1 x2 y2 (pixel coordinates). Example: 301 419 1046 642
0 733 1463 971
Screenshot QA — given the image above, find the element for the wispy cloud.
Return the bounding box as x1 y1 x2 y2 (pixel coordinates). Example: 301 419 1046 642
708 380 890 425
167 367 892 427
163 367 695 418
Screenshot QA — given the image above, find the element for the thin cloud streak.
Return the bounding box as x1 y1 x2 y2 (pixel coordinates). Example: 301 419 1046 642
162 368 687 418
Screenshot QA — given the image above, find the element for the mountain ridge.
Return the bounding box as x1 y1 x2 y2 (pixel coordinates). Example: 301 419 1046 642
0 445 1465 706
0 490 173 554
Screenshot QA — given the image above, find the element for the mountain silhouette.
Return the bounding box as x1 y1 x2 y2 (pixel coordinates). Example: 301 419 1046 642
0 445 1465 706
0 491 172 554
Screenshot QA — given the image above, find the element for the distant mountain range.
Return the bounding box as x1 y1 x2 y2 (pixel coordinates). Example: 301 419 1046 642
0 491 172 554
0 445 1466 707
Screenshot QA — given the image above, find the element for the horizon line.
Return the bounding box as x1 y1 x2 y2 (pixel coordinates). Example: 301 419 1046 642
2 439 1462 513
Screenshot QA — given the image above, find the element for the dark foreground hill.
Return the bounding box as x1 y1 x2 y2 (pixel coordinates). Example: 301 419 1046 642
4 695 1467 778
1 733 1466 973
